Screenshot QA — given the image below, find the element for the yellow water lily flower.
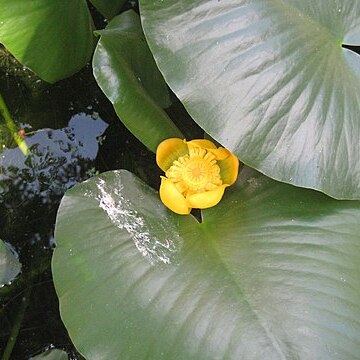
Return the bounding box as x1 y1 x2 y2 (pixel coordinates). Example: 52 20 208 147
156 138 239 215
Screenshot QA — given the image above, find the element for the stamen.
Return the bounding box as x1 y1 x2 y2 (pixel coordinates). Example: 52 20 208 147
167 148 222 195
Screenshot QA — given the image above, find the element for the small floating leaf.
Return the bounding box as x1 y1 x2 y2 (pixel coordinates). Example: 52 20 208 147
0 239 21 286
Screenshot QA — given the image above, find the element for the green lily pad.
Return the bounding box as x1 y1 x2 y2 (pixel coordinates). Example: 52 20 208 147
53 168 360 359
90 0 127 19
0 0 94 83
139 0 360 199
93 10 183 152
0 239 21 286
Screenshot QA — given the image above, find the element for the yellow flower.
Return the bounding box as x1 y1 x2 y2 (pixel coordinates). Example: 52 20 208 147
156 138 239 215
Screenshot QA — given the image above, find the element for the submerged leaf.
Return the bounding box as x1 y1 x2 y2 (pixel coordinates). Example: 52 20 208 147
0 239 21 286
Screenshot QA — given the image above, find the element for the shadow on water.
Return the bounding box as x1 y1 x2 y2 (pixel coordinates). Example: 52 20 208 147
0 45 160 358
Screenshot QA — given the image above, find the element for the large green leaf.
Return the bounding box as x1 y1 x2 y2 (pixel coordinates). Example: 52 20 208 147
0 0 94 83
90 0 127 19
93 10 183 152
139 0 360 199
53 169 360 359
0 239 21 286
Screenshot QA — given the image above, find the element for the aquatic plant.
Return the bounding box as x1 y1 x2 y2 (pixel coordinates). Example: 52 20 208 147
0 1 360 359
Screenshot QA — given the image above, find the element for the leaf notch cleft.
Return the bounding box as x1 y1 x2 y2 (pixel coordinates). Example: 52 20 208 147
342 44 360 56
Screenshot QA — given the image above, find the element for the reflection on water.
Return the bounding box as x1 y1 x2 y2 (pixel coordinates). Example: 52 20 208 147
0 114 107 204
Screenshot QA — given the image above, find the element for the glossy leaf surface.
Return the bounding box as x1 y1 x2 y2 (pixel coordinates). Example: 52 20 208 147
90 0 127 19
140 0 360 199
93 10 183 152
0 0 94 83
29 349 68 360
53 169 360 359
0 239 21 286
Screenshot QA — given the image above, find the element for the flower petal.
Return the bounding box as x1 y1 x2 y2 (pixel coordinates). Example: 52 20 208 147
207 147 230 160
218 151 239 185
187 139 217 150
159 176 191 215
156 138 188 171
186 184 228 209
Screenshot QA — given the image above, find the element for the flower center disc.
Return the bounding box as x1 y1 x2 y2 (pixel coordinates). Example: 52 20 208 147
183 159 209 188
166 148 222 195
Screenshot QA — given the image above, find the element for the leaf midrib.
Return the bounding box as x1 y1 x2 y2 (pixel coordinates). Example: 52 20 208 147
270 0 344 45
200 224 288 359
